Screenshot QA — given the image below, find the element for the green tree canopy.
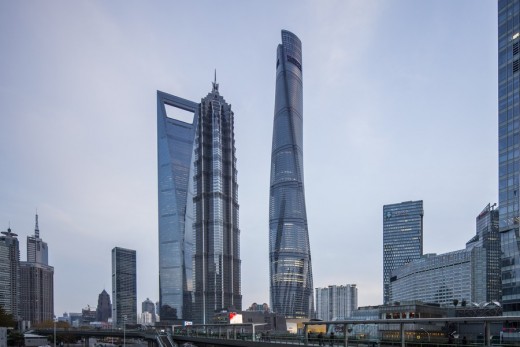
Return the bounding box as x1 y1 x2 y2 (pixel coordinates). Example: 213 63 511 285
0 305 16 328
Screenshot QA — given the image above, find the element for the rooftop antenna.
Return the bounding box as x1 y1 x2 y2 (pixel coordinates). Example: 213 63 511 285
35 210 40 238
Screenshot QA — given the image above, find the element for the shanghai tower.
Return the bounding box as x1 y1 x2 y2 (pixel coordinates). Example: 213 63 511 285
269 30 314 318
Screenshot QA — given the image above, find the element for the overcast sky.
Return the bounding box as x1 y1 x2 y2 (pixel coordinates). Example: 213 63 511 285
0 1 497 316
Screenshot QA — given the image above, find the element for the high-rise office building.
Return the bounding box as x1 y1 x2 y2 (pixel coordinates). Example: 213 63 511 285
390 250 482 306
315 284 358 321
157 91 197 323
96 289 111 322
157 76 241 324
192 77 241 324
383 200 423 305
470 203 501 302
27 213 48 264
141 298 156 323
111 247 137 327
19 263 54 324
498 0 520 315
269 30 314 319
0 228 20 317
20 214 54 325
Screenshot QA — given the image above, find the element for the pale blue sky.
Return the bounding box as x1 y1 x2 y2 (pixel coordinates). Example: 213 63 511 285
0 1 497 315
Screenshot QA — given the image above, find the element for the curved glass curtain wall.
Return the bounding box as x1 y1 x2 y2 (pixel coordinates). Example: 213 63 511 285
269 30 314 319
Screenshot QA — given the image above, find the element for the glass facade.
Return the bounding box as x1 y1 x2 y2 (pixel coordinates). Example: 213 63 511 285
111 247 137 327
470 203 501 302
315 284 357 321
498 0 520 315
19 262 54 324
390 204 500 306
193 80 241 324
269 30 314 319
383 200 423 305
157 81 241 325
20 214 54 324
390 250 478 306
157 91 197 323
27 214 48 265
0 228 20 317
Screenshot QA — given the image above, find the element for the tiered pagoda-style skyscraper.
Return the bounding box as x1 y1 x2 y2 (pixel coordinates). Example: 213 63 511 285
157 76 241 324
269 30 314 319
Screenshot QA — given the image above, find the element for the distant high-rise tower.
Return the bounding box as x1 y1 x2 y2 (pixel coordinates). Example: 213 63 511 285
111 247 137 327
27 213 48 264
269 30 314 319
96 289 111 322
471 203 501 302
498 0 520 315
383 200 423 304
141 298 156 323
0 228 20 317
315 284 358 321
20 213 54 324
157 76 242 324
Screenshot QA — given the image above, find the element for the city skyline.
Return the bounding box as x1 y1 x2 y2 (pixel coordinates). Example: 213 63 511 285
0 1 497 315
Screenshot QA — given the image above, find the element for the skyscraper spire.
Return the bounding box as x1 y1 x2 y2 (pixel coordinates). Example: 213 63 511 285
35 212 39 238
212 69 219 93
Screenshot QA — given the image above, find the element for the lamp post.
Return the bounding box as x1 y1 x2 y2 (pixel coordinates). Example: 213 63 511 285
53 316 57 347
123 315 127 347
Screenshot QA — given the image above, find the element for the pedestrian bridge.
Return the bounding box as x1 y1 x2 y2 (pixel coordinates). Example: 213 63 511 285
33 316 520 347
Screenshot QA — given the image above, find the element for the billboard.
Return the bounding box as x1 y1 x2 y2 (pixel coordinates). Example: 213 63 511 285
229 312 243 324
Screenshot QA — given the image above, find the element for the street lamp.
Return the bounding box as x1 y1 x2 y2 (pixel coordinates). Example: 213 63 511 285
53 316 57 347
123 315 127 347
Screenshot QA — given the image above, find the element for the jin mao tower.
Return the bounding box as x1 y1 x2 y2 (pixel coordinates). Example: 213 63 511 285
157 76 241 324
269 30 314 319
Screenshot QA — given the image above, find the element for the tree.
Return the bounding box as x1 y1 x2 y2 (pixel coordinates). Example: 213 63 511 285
7 331 24 347
0 305 16 328
33 320 70 329
453 299 459 308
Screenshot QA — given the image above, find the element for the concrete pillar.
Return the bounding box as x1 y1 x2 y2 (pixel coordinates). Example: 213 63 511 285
303 324 308 346
343 324 348 347
485 322 491 347
400 323 405 347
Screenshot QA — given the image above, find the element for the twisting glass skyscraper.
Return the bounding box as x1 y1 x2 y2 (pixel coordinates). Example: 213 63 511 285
157 77 241 324
269 30 314 319
499 0 520 315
